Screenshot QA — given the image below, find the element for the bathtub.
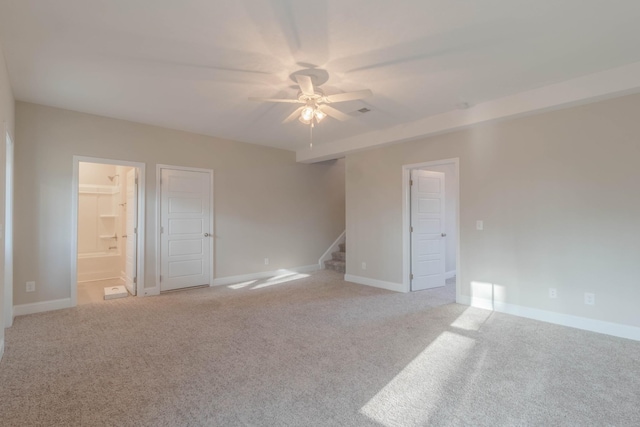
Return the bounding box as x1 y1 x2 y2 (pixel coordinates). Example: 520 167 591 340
77 252 123 282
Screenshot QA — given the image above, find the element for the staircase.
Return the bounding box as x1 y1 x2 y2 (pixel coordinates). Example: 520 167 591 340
324 242 346 274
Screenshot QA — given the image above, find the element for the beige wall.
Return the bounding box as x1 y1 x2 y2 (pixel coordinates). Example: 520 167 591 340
14 102 345 305
346 93 640 328
0 43 15 342
79 162 118 186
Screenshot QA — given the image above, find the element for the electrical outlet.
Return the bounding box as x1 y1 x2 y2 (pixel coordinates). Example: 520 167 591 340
26 281 36 292
361 262 367 270
264 258 269 265
584 293 595 305
476 220 484 231
549 288 557 299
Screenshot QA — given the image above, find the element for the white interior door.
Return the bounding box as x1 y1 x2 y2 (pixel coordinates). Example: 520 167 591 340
411 169 446 291
160 168 211 292
124 168 137 295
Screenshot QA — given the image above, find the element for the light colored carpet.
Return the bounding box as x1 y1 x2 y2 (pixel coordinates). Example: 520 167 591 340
1 270 639 426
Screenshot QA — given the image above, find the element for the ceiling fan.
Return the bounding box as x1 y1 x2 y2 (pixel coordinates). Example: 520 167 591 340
249 69 373 127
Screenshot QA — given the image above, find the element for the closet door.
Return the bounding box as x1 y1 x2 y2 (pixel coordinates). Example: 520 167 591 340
160 168 212 291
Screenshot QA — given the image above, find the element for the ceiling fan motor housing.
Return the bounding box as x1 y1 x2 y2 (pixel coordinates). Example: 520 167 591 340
289 68 330 87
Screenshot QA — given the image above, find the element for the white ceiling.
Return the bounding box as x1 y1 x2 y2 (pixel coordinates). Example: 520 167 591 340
1 0 640 157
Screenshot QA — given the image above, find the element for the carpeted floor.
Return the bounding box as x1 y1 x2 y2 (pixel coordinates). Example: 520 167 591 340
1 270 639 426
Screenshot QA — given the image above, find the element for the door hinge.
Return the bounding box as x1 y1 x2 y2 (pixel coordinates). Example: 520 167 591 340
135 177 138 185
410 179 413 186
159 275 162 282
410 226 413 232
410 273 414 280
134 227 137 234
133 277 137 284
160 226 164 234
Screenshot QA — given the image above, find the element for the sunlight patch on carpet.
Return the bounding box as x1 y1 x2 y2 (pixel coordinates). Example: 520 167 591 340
360 331 476 426
252 273 310 289
227 280 257 289
450 308 493 332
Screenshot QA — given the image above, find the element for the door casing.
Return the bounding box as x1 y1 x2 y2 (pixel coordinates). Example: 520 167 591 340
4 128 13 326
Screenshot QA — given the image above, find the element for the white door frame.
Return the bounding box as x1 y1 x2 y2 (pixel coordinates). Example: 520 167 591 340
71 156 146 306
402 158 460 299
4 125 14 326
155 164 214 293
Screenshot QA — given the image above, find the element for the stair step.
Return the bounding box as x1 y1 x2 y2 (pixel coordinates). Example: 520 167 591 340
324 259 346 274
331 251 346 261
339 242 346 252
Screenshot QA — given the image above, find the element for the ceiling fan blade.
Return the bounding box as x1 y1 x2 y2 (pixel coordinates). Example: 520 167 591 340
283 107 304 123
324 89 373 103
249 97 302 104
318 105 350 121
296 74 315 96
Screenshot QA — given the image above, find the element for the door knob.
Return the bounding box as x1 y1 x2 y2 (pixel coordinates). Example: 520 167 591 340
204 233 210 237
441 233 447 237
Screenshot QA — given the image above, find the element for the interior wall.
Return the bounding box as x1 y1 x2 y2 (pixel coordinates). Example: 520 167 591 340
14 102 345 306
346 93 640 328
79 162 118 187
0 42 15 342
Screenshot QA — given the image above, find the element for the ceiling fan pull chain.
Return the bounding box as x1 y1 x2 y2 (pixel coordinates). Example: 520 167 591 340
309 122 314 149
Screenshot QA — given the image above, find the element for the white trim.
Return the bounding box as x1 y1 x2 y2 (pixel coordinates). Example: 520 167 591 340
457 295 640 342
402 158 461 300
344 274 405 293
318 230 346 269
156 164 214 294
445 270 457 279
0 338 4 362
14 298 72 316
297 61 640 163
213 265 318 287
71 156 146 306
4 125 14 327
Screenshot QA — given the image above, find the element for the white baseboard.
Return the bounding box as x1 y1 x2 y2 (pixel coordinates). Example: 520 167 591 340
344 274 406 293
0 337 4 362
213 265 319 287
457 295 640 342
13 298 73 317
445 270 457 279
141 287 160 296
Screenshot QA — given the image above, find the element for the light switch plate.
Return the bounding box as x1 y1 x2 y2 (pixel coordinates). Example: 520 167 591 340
476 220 484 231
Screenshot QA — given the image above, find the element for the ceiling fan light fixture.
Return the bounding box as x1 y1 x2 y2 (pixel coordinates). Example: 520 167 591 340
299 115 312 125
314 109 327 122
301 106 315 121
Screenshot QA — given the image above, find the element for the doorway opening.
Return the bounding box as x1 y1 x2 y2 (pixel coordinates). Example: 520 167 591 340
403 159 460 301
71 157 145 306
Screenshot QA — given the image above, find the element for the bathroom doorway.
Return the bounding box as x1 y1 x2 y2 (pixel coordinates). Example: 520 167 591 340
71 157 145 305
